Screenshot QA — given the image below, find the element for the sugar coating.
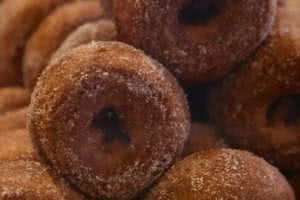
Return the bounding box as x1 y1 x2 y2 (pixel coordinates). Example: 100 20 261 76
23 0 108 92
145 149 295 200
0 87 30 115
113 0 277 84
28 41 190 200
0 0 71 86
181 122 227 159
51 19 117 62
210 0 300 171
0 160 87 200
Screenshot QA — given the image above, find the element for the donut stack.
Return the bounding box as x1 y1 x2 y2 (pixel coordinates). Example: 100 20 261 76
0 0 299 199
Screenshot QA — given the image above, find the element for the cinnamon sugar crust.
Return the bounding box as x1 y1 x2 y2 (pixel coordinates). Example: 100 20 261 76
51 19 117 62
113 0 277 84
23 0 108 92
0 160 88 200
146 149 295 200
28 41 190 200
210 0 300 171
0 0 72 86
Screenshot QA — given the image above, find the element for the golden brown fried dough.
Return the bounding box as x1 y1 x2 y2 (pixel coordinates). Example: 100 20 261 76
114 0 277 84
0 87 30 115
51 19 116 61
146 149 295 200
0 0 71 86
0 129 38 162
0 107 27 132
0 160 87 200
210 0 300 171
28 41 190 200
23 0 109 92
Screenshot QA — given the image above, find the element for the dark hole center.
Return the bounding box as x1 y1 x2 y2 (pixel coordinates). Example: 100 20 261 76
178 0 222 25
266 95 300 126
92 107 130 145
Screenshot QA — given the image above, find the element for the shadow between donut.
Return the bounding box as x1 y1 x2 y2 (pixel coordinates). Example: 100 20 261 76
266 95 300 127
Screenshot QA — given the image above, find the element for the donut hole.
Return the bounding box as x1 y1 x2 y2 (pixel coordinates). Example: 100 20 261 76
178 0 224 42
266 95 300 126
178 0 221 25
91 107 130 152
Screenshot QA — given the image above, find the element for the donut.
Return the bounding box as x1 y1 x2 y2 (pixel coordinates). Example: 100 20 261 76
0 160 87 200
209 0 300 171
181 122 227 158
0 0 71 87
23 0 108 91
51 19 117 62
287 173 300 199
145 149 295 200
0 87 30 115
28 41 190 200
113 0 277 84
0 107 27 132
0 129 39 162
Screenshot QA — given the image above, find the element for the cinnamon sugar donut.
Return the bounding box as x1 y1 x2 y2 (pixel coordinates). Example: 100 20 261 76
146 149 295 200
51 19 117 61
23 0 107 91
0 129 38 161
181 122 227 158
113 0 277 84
210 0 300 171
0 107 27 132
28 41 190 200
0 0 71 87
0 160 87 200
0 87 30 115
